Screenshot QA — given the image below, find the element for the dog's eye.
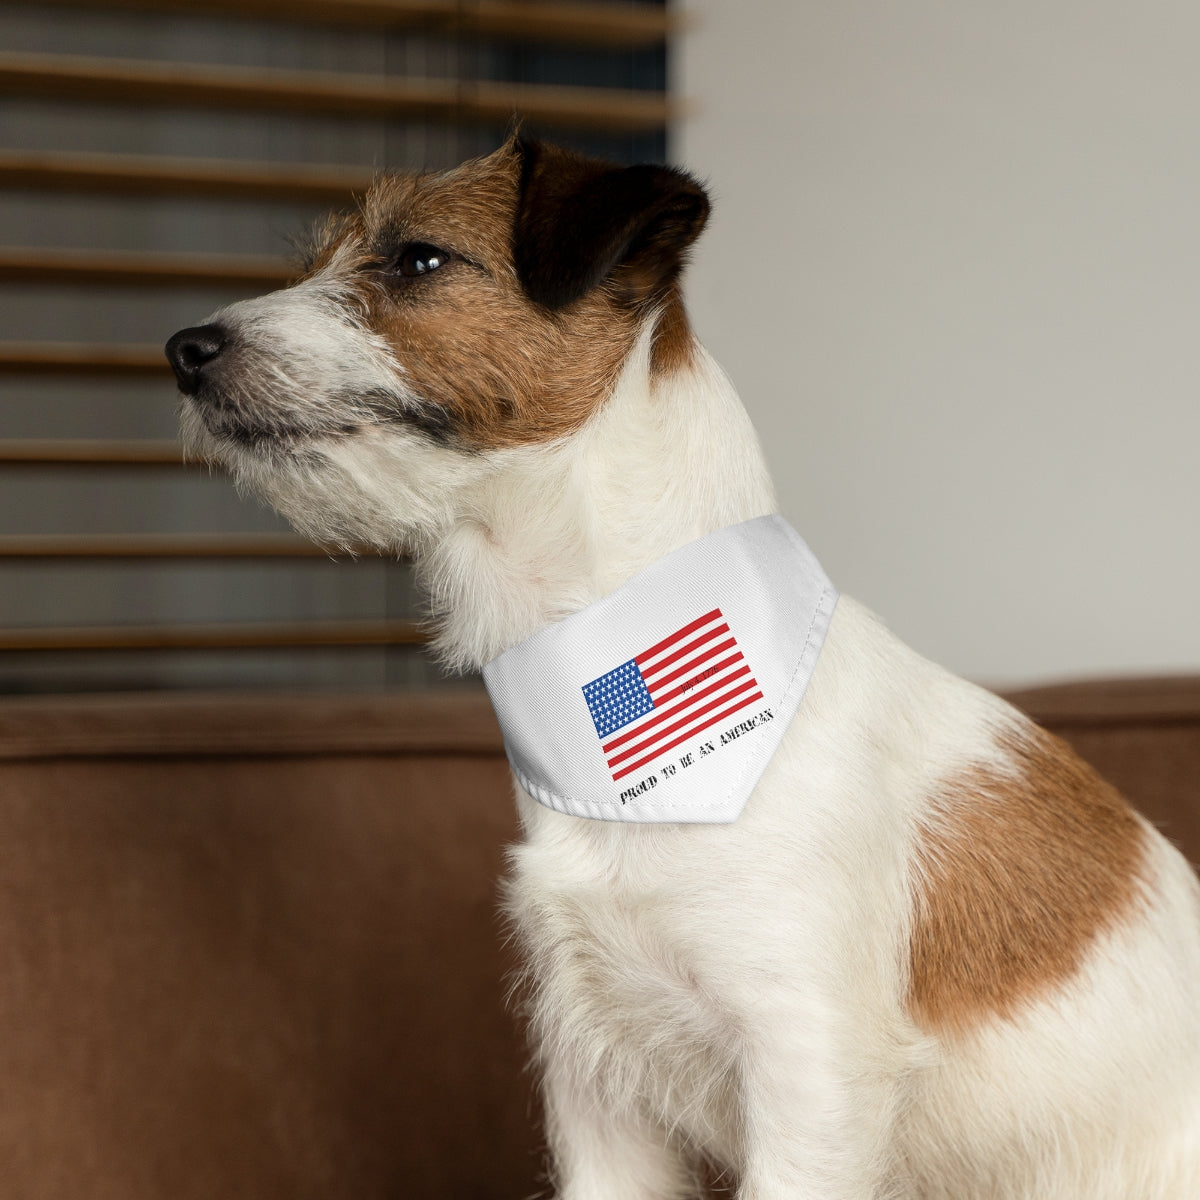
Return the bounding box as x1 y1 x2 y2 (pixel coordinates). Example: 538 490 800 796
392 243 451 278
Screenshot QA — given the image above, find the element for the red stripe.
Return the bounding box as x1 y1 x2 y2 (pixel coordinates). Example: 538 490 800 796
647 643 741 699
603 664 753 757
636 608 723 665
611 690 765 782
606 677 758 769
639 622 729 680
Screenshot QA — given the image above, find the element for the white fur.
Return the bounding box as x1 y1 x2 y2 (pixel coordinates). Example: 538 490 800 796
179 231 1200 1199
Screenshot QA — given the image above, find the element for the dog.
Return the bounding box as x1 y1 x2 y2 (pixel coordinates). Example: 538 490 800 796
166 135 1200 1198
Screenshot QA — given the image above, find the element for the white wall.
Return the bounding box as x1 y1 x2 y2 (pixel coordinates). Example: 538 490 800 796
676 0 1200 686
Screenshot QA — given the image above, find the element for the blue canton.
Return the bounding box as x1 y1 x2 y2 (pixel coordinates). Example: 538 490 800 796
582 659 655 739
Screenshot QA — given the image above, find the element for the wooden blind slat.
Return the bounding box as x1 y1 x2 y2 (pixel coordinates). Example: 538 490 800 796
0 619 426 651
0 247 292 289
23 0 675 48
0 149 372 203
0 534 335 558
0 51 676 134
466 0 674 47
0 690 504 761
0 343 171 376
0 439 183 465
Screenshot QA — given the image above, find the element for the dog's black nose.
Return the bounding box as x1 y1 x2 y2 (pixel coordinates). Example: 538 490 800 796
165 324 226 394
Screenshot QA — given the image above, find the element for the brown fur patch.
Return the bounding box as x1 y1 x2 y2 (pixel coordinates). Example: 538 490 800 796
307 144 649 450
908 724 1148 1035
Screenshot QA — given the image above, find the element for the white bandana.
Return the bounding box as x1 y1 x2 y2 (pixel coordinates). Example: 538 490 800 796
481 515 838 823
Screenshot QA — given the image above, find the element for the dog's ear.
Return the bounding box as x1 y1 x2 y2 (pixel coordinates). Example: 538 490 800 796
513 137 710 312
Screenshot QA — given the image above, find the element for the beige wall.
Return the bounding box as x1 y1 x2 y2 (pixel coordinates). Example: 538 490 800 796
676 0 1200 685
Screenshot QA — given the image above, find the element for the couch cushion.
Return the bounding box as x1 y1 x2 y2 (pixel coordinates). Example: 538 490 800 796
0 689 540 1200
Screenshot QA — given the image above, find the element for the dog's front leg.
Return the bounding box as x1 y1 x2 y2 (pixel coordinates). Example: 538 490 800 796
542 1061 700 1200
732 1013 904 1200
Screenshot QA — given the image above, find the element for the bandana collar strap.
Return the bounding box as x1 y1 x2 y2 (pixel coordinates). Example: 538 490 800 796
481 515 838 824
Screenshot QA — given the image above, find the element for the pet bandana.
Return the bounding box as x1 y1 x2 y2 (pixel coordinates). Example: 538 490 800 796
481 515 838 823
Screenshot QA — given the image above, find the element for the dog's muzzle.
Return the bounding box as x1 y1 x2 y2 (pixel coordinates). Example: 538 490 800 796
165 324 227 395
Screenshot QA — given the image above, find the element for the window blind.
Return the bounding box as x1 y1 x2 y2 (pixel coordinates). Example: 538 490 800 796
0 0 673 692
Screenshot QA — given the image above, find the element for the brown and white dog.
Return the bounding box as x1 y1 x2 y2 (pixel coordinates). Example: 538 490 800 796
166 137 1200 1199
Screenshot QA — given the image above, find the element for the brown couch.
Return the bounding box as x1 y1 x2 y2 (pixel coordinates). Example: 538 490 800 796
0 680 1196 1198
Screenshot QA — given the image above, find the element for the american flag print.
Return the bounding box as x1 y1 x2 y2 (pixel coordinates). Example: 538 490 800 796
582 608 764 783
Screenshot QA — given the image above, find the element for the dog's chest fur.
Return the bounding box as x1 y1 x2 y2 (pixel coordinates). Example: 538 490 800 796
509 825 746 1161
